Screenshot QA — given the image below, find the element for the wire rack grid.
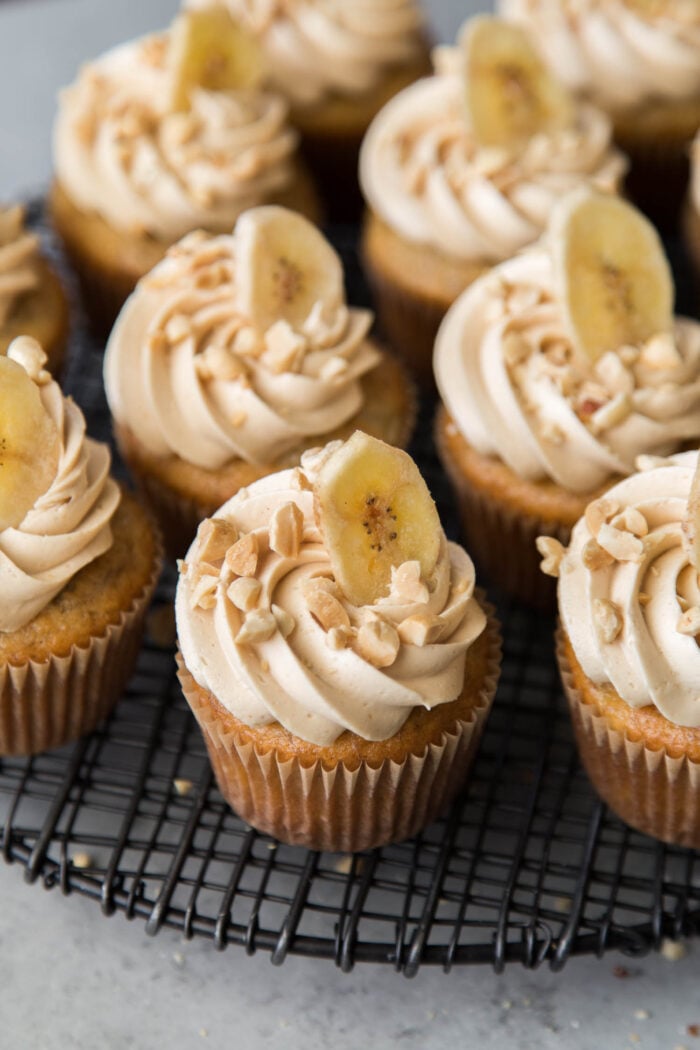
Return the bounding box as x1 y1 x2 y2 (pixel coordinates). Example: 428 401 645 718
0 204 698 976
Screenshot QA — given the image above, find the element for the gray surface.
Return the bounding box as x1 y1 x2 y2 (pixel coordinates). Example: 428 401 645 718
1 1 700 1047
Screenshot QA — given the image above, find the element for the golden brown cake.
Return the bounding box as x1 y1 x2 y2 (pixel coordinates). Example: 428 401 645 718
0 205 68 375
104 207 417 559
0 337 161 755
549 453 700 849
50 10 321 334
434 190 700 608
359 16 626 383
176 433 501 851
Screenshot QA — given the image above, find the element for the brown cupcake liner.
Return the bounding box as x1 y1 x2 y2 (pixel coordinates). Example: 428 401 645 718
556 629 700 850
177 605 501 853
0 543 162 757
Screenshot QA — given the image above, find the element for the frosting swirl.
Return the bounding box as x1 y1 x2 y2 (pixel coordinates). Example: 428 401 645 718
185 0 426 107
359 55 625 263
435 250 700 494
104 229 381 468
0 339 120 633
500 0 700 111
557 451 700 727
0 207 40 328
54 34 298 240
175 449 486 745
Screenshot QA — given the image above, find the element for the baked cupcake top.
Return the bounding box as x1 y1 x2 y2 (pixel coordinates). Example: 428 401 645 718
185 0 426 108
175 432 486 746
500 0 700 112
104 206 381 469
0 337 120 632
542 450 700 727
53 11 299 241
359 15 626 264
434 190 700 494
0 207 41 328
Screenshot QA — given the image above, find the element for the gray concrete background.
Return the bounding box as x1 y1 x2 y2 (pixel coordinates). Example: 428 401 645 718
1 2 700 1047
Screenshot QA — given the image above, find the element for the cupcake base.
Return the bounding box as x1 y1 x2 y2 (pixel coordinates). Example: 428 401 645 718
0 259 69 376
115 349 417 559
0 490 161 755
49 165 323 338
557 629 700 850
361 212 489 385
434 406 614 610
177 601 501 853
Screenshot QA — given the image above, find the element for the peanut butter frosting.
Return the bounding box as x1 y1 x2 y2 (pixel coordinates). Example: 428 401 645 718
0 338 120 633
359 47 626 264
553 451 700 727
53 34 298 241
0 207 40 329
175 444 487 746
104 228 381 469
185 0 426 107
500 0 700 111
434 250 700 494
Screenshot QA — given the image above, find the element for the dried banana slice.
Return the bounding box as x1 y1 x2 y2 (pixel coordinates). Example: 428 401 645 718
0 355 59 531
168 6 264 113
461 16 574 150
551 189 674 365
313 432 442 607
234 206 344 333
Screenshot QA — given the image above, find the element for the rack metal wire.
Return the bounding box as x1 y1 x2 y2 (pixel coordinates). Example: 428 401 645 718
0 202 698 974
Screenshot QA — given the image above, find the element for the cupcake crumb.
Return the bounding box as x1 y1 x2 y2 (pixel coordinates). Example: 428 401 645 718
634 1009 650 1021
173 779 193 797
71 851 92 869
661 938 687 961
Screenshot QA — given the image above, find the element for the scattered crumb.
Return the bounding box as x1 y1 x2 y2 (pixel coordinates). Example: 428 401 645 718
553 897 570 914
199 1029 208 1039
674 1045 689 1050
688 1025 700 1038
334 855 353 875
661 939 687 961
629 1034 640 1044
522 998 532 1008
426 1011 436 1022
147 604 176 647
613 965 631 979
501 1000 512 1011
267 842 276 851
173 778 194 797
278 1020 290 1030
72 851 92 869
634 1010 650 1021
173 952 184 966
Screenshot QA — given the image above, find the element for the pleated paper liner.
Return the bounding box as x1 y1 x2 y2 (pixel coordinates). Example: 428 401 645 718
0 534 162 756
177 602 501 853
556 628 700 850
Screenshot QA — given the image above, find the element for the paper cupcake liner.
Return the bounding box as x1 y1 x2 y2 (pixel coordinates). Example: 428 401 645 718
0 544 161 757
177 605 501 853
556 629 700 850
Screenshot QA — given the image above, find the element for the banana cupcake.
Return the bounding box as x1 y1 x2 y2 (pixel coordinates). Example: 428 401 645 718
548 451 700 849
184 0 431 221
434 190 700 608
51 7 320 334
359 15 626 382
0 205 68 375
0 337 161 755
176 432 501 852
500 0 700 228
104 206 416 559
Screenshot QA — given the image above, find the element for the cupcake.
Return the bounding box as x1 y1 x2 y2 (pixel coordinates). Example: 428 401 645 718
359 14 626 383
548 450 700 849
0 205 69 375
499 0 700 229
184 0 431 221
175 431 501 852
683 130 700 296
50 7 321 334
434 189 700 609
104 205 416 559
0 337 161 756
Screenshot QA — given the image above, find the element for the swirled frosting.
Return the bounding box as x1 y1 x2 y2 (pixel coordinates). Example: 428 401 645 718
175 446 486 745
104 229 381 468
0 207 40 328
185 0 426 107
556 451 700 727
0 339 120 633
359 52 626 263
54 33 298 240
434 250 700 494
500 0 700 111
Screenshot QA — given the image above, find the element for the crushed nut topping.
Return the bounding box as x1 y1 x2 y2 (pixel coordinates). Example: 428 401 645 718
387 561 429 604
261 320 306 374
582 538 615 571
610 507 648 538
271 604 295 639
304 582 350 632
354 617 400 668
234 609 277 646
584 498 620 539
326 625 355 651
597 523 645 563
589 392 632 435
397 613 443 647
593 598 623 644
536 535 566 578
226 576 262 612
196 517 238 566
269 501 304 559
677 606 700 637
190 572 219 611
225 533 259 577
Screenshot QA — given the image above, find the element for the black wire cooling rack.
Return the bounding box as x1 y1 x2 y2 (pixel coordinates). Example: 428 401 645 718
1 202 699 976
